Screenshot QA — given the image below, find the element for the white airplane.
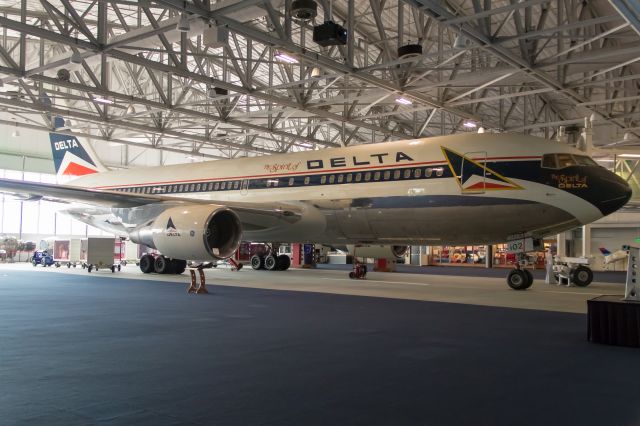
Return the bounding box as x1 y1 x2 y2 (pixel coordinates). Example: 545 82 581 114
599 247 629 267
0 115 632 290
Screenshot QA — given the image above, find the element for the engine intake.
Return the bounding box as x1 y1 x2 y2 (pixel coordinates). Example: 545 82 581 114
130 204 242 261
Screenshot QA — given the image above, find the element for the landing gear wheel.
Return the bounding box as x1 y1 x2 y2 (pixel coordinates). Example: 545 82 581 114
117 264 121 272
349 271 355 279
88 264 93 273
250 255 264 270
154 256 169 274
139 254 154 274
276 254 291 271
111 265 116 273
67 263 71 268
571 265 593 287
172 259 187 275
507 269 529 290
264 255 277 271
523 269 534 289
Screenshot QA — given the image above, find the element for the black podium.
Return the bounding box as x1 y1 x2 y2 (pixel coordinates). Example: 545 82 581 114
587 295 640 347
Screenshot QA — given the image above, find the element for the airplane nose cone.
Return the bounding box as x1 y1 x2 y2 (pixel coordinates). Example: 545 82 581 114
598 172 632 216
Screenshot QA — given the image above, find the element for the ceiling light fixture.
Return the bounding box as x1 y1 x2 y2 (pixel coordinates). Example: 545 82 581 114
395 97 412 106
275 52 298 64
453 35 467 49
70 50 83 64
463 120 477 129
92 95 113 104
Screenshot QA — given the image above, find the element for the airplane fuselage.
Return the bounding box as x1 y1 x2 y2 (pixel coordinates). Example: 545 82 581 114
66 133 631 246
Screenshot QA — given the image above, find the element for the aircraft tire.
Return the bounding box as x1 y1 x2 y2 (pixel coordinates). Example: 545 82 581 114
264 255 277 271
250 255 264 270
507 269 529 290
571 266 593 287
276 254 291 271
139 254 154 274
154 256 169 274
523 269 534 289
172 259 187 275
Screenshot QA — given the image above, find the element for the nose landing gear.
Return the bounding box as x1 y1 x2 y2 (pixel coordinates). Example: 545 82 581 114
507 265 533 290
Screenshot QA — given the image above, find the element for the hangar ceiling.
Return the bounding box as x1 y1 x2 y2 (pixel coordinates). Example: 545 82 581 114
0 0 639 160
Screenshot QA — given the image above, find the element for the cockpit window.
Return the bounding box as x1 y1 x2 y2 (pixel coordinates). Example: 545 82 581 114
556 154 575 168
574 155 598 166
541 153 597 169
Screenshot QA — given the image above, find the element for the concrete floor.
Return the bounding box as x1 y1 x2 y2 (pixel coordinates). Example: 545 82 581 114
1 263 637 425
2 262 625 314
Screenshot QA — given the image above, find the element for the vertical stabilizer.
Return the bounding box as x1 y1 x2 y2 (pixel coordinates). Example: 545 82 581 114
49 116 107 179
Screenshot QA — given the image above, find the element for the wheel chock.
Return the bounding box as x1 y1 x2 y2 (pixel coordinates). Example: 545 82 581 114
187 268 208 294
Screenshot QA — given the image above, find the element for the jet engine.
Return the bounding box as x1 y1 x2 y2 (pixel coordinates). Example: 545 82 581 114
347 245 408 259
130 205 242 261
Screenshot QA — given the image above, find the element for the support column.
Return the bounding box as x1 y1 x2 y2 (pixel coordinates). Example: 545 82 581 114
582 224 592 258
485 245 493 268
557 232 566 258
291 243 302 268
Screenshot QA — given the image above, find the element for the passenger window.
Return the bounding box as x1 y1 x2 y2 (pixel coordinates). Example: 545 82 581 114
346 174 353 183
435 168 443 177
329 175 335 184
403 169 411 179
221 182 226 190
196 183 201 191
364 172 371 181
355 173 362 182
320 176 326 184
414 169 422 178
234 181 240 190
189 184 195 192
425 168 432 177
337 174 344 183
374 171 381 181
393 170 401 180
289 177 295 186
383 170 391 180
178 184 184 192
214 182 220 190
304 176 310 185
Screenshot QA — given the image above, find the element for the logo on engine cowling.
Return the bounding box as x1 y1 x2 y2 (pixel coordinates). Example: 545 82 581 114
166 217 180 237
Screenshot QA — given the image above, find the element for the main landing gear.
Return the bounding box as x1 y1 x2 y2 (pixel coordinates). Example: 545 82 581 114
250 253 291 271
139 254 187 275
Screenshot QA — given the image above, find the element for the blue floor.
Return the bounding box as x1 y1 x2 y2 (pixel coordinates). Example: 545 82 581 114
1 270 639 425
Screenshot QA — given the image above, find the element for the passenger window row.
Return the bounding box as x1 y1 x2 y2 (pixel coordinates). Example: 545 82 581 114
111 166 446 194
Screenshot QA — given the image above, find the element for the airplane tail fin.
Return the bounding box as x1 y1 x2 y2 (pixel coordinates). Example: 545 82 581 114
599 247 611 256
49 116 107 179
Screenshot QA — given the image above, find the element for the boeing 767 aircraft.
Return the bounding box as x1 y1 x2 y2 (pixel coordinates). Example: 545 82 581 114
0 115 631 289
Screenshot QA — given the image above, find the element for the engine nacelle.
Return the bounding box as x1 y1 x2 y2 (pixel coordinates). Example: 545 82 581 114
130 205 242 261
347 244 408 259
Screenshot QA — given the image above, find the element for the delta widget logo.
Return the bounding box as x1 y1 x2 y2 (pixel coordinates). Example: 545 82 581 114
441 147 523 192
166 217 180 237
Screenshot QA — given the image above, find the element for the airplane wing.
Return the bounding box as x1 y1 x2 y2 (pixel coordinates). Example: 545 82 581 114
0 177 307 228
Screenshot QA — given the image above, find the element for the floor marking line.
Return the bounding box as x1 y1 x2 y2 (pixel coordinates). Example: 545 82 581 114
320 277 430 286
